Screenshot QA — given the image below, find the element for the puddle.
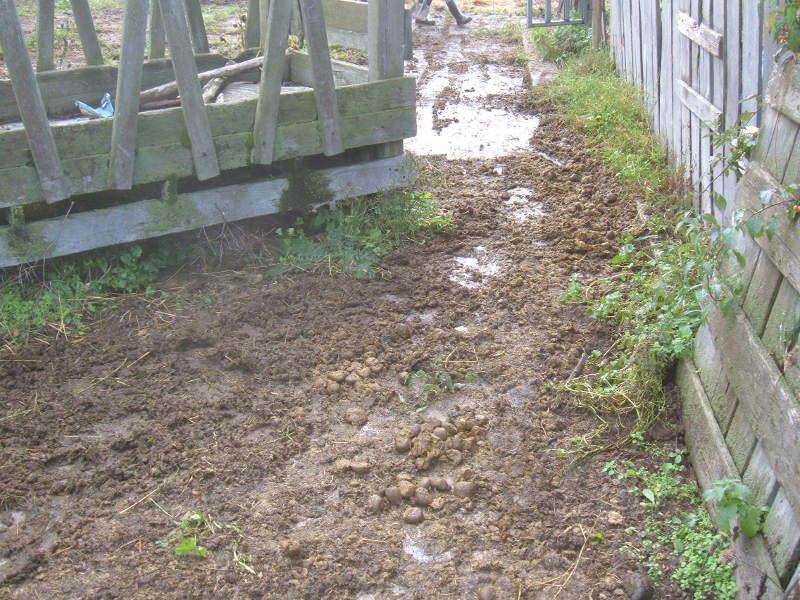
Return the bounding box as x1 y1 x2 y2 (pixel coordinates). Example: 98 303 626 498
459 65 521 100
449 246 505 289
408 105 539 160
502 187 545 223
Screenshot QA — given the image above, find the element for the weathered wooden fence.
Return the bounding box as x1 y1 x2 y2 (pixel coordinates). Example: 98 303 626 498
609 2 800 598
0 0 416 268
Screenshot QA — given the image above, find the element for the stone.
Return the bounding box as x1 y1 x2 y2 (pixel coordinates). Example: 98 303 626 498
403 507 424 524
395 436 411 453
349 461 371 474
432 427 448 441
453 481 476 498
367 494 384 514
415 487 432 506
398 480 416 499
345 408 368 426
606 510 624 526
384 486 403 505
327 370 346 383
345 372 361 385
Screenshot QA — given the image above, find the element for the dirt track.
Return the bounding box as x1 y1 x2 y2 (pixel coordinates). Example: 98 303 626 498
0 12 692 600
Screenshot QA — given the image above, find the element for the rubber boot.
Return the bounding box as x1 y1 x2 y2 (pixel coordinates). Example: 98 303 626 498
415 0 434 24
445 0 472 25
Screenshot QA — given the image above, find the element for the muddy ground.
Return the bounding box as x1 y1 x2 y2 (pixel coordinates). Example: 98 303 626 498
1 8 694 600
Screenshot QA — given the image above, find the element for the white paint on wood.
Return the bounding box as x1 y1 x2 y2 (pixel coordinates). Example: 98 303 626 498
676 79 721 127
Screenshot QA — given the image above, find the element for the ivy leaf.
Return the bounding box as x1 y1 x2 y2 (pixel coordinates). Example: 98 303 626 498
745 216 765 238
720 294 737 317
642 488 656 504
733 250 747 268
766 213 783 241
716 504 737 535
713 192 727 212
760 189 776 205
739 506 762 538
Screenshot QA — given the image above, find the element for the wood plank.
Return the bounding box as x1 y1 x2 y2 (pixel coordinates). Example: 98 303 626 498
244 0 260 49
299 0 344 156
328 28 367 52
692 322 736 429
721 0 741 223
689 0 701 204
737 162 800 295
706 304 800 523
677 10 722 57
675 78 722 126
36 0 55 72
290 50 369 87
762 487 800 586
741 443 778 508
742 252 782 337
0 0 71 204
158 0 220 181
659 0 673 147
149 0 166 58
0 78 416 208
110 0 151 190
698 0 712 214
740 0 761 119
761 112 800 183
725 400 757 474
69 0 104 66
762 278 800 398
251 0 293 164
0 155 414 267
183 0 210 54
709 0 725 219
673 0 686 170
766 60 800 126
368 0 404 81
0 76 413 171
321 0 367 33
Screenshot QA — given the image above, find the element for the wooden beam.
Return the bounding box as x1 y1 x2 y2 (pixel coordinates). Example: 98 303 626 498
110 0 150 190
158 0 220 181
677 10 722 57
183 0 210 54
592 0 602 49
36 0 55 72
299 0 344 156
0 155 414 267
251 0 292 165
706 305 800 524
368 0 403 81
676 78 721 126
149 0 166 59
290 50 368 87
244 0 261 48
69 0 105 65
321 0 367 33
0 0 71 204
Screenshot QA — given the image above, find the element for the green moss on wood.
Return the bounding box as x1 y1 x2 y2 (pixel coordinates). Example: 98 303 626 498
1 219 50 261
279 161 334 213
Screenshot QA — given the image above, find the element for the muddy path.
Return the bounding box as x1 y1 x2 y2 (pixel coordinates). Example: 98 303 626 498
1 15 690 600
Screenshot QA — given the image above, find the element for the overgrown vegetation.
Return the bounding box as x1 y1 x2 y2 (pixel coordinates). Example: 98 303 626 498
259 190 453 279
528 12 592 64
606 439 738 599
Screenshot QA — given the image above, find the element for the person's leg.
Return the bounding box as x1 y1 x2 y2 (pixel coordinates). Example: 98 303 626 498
445 0 471 25
415 0 434 24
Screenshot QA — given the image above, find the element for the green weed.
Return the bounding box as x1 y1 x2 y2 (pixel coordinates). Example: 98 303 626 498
612 450 737 598
704 478 769 538
400 353 478 411
170 511 214 558
260 190 453 279
528 13 592 65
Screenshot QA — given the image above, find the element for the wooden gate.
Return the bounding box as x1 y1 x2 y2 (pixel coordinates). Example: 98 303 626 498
0 0 416 268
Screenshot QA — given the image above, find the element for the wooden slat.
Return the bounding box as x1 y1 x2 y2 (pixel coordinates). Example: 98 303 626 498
299 0 344 156
762 113 800 183
709 0 724 218
721 0 741 223
183 0 210 54
321 0 367 33
368 0 404 81
741 0 761 120
706 304 800 524
0 0 71 204
737 163 800 295
0 155 414 267
69 0 104 66
676 10 722 57
149 0 166 59
36 0 55 72
725 400 756 473
110 0 151 190
251 0 293 165
742 253 782 337
762 278 800 397
158 0 220 181
658 0 672 146
290 50 368 86
244 0 261 49
697 0 711 214
692 322 736 429
762 488 800 585
675 79 722 126
767 60 800 127
0 77 416 208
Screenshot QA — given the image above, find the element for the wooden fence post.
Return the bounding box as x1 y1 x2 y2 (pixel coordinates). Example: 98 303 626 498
183 0 210 53
110 0 150 190
299 0 344 156
69 0 105 65
592 0 602 49
368 0 404 81
251 0 292 164
37 0 55 71
158 0 220 181
0 0 71 203
244 0 261 48
149 0 166 58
